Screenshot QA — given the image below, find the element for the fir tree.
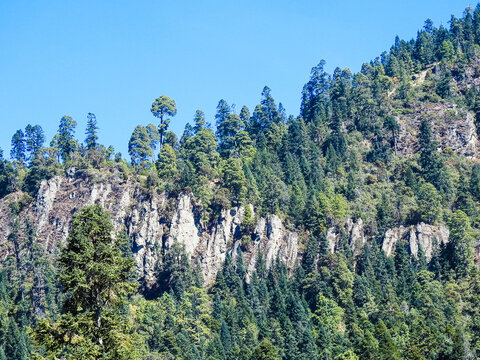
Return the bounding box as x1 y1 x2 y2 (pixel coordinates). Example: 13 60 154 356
32 205 136 358
10 129 26 163
85 112 98 150
24 124 45 161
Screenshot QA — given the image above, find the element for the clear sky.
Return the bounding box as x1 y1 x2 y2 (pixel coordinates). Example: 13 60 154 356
0 0 475 159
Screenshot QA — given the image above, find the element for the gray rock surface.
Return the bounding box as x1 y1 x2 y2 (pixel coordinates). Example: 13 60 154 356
0 169 460 289
383 223 449 260
0 170 299 287
327 218 366 255
396 103 478 157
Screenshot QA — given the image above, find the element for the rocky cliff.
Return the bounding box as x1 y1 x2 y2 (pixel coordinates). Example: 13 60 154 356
327 219 452 261
0 169 299 287
382 223 450 261
0 168 467 288
395 102 478 157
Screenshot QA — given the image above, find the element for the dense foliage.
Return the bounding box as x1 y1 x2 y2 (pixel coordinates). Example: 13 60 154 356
2 5 480 359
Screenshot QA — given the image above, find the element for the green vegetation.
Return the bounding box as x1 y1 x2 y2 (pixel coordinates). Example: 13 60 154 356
1 4 480 359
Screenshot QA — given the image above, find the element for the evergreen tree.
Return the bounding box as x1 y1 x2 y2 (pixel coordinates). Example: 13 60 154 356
220 321 232 356
215 99 232 132
10 129 26 163
55 115 78 162
345 172 356 201
193 110 207 134
180 122 194 145
182 127 220 179
470 164 480 201
376 193 394 234
239 106 251 127
222 158 247 204
447 210 475 278
24 124 45 161
158 242 194 298
0 150 13 198
32 205 136 358
418 119 447 192
217 108 243 157
417 183 442 224
438 40 455 62
251 339 280 360
4 319 28 360
233 131 256 163
151 95 177 147
374 320 401 360
157 144 178 180
146 123 161 157
260 86 280 124
383 116 400 154
128 125 153 165
405 166 417 190
301 59 330 121
85 112 98 150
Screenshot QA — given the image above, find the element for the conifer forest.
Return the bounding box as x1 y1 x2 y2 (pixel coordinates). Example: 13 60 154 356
4 4 480 360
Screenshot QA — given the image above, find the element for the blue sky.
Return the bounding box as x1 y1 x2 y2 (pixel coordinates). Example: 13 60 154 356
0 0 475 158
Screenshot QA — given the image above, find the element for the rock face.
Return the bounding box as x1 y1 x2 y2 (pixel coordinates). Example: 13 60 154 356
382 223 450 261
0 169 458 289
327 218 367 255
245 214 298 280
396 103 479 157
0 169 299 287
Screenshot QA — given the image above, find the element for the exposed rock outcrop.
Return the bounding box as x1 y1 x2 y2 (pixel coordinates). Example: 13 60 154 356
0 170 299 287
383 223 450 260
327 218 366 255
396 103 479 157
0 169 459 290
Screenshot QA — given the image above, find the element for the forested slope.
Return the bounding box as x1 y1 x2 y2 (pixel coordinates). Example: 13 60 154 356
1 5 480 360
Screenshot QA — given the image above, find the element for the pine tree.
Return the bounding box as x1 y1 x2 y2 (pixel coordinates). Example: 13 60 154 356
417 183 442 224
405 166 417 190
182 127 220 180
239 106 251 126
193 110 207 134
0 152 13 198
470 164 480 200
157 144 178 180
383 116 400 154
447 210 475 278
10 129 26 163
180 122 194 145
345 172 356 201
251 339 280 360
374 320 401 360
376 193 394 234
217 112 244 157
4 319 28 360
151 95 177 148
128 125 153 165
24 124 45 161
326 144 339 174
32 205 136 358
85 112 98 150
220 321 233 356
55 115 78 162
260 86 280 124
222 158 247 204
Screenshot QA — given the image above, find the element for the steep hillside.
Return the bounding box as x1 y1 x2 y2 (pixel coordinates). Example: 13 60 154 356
3 5 480 360
0 164 472 293
0 169 299 288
